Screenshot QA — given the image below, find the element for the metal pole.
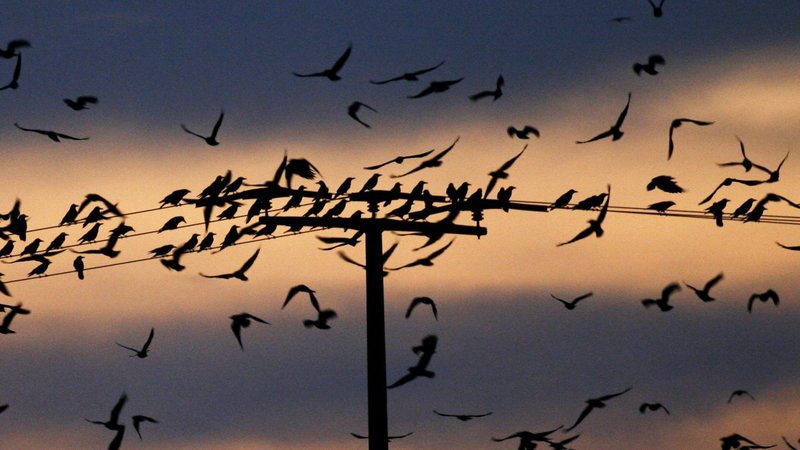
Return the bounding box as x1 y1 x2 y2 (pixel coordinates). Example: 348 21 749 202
364 228 388 450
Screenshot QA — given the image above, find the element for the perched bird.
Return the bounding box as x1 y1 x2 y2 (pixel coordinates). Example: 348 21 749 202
641 282 681 311
322 199 348 218
229 312 269 350
282 284 320 311
507 125 539 139
27 259 52 277
14 123 88 142
639 402 670 415
20 238 42 256
633 54 665 76
684 273 723 302
73 256 85 280
565 387 632 431
497 186 515 211
116 327 154 358
132 415 158 440
647 0 665 17
200 248 260 281
387 239 454 271
46 232 68 252
647 200 675 214
0 240 13 258
197 232 215 252
0 54 21 90
550 292 593 310
647 175 684 193
364 150 434 170
158 216 185 233
705 198 729 227
387 335 438 389
405 296 438 320
558 185 610 246
573 192 608 210
181 110 224 146
63 95 98 111
159 189 191 208
576 92 631 144
60 204 80 225
747 289 779 313
347 101 377 128
0 303 30 334
484 145 526 199
433 410 492 421
407 78 464 99
468 74 504 102
293 44 352 81
391 136 459 178
667 118 714 160
730 198 756 219
728 389 756 403
303 309 338 329
370 60 445 84
149 244 175 258
334 177 355 198
550 189 577 210
0 39 30 58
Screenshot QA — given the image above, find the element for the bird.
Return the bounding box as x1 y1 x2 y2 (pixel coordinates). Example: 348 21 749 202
132 415 158 440
484 145 526 199
14 123 88 142
303 308 338 329
200 248 260 280
647 175 684 193
350 432 413 442
728 389 756 403
0 274 10 297
782 436 799 450
752 150 790 183
639 402 670 415
0 241 13 258
496 186 515 211
159 189 191 208
609 16 633 23
730 198 756 219
59 204 80 225
334 177 355 198
46 232 68 252
647 200 675 214
468 74 504 101
647 0 665 17
370 61 445 84
407 78 464 98
550 189 577 210
0 303 30 334
641 282 681 311
149 244 175 258
63 95 98 111
0 54 21 90
387 335 438 389
197 233 215 252
557 185 611 246
158 216 185 233
116 327 154 358
507 125 539 139
73 256 85 280
347 101 377 128
633 54 665 76
282 284 320 311
77 193 124 218
285 158 322 189
27 259 52 277
20 238 42 256
667 118 714 160
705 198 729 227
181 110 224 146
387 239 454 271
718 136 755 172
316 230 364 251
363 149 434 170
684 273 723 302
0 39 30 58
747 289 779 313
433 410 492 421
720 433 773 450
293 44 351 80
565 387 632 431
85 392 127 431
405 296 438 320
391 136 459 178
0 404 7 414
550 292 593 310
491 427 564 448
575 92 631 144
229 312 269 350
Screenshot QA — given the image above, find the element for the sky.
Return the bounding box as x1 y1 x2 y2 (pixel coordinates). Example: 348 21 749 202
2 1 800 449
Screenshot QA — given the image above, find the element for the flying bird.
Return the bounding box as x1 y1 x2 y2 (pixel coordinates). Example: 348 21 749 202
0 303 30 334
576 92 631 144
718 136 755 172
407 78 463 99
370 60 444 84
116 327 155 358
293 44 351 80
550 292 593 310
684 273 723 302
14 123 88 142
199 248 260 281
387 239 454 271
282 284 320 311
433 410 492 421
285 157 322 188
641 282 681 311
647 175 684 193
85 392 127 431
229 312 269 350
728 389 756 403
303 308 338 329
639 402 670 415
491 427 564 447
391 136 459 178
557 185 610 246
405 296 438 320
468 74 504 102
350 432 413 442
507 125 540 139
633 54 665 76
565 387 632 431
132 415 158 440
647 200 675 214
347 101 377 128
747 289 779 313
484 145 526 199
181 109 224 146
647 0 665 17
0 39 30 58
64 95 98 110
363 149 434 170
720 433 772 450
0 53 22 90
387 334 438 389
667 118 714 160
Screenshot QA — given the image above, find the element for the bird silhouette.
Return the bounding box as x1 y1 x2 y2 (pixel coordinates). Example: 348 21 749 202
730 198 756 219
14 123 88 142
507 125 540 139
717 136 755 172
59 204 79 225
77 193 124 218
158 216 185 233
667 118 714 160
303 309 337 329
370 61 444 84
609 16 632 23
641 282 681 311
639 402 670 415
550 292 593 310
285 158 322 189
229 312 269 350
159 189 191 208
705 198 729 227
782 436 799 450
181 110 224 146
0 274 10 296
116 327 154 358
497 186 515 211
728 389 756 403
391 136 459 178
316 230 364 250
388 239 454 271
46 232 68 252
752 150 790 183
407 78 463 98
20 238 42 256
364 149 434 170
26 259 52 277
491 427 564 448
647 200 675 214
647 175 684 193
747 289 778 313
73 256 85 280
293 44 351 80
149 244 174 258
85 392 127 431
684 273 723 302
282 284 320 311
558 185 610 246
405 296 438 320
468 74 504 101
576 92 631 144
647 0 665 17
484 145 526 199
0 303 30 334
433 410 492 421
565 387 632 431
720 433 772 450
0 53 22 90
347 101 377 128
350 432 413 442
550 189 577 210
333 177 355 198
0 404 7 414
200 248 260 280
64 95 98 110
633 54 665 76
0 39 30 58
132 415 158 440
0 241 13 258
387 335 438 389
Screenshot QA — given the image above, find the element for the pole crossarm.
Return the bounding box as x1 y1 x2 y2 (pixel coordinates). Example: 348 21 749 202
260 215 487 236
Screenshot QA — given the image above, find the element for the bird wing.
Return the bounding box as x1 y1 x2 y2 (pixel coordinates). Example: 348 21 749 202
667 123 676 160
142 327 155 351
116 343 139 353
565 404 594 431
557 224 594 247
329 45 352 73
180 124 206 139
109 393 128 425
468 90 493 102
230 320 243 349
387 372 417 389
244 313 269 324
369 74 405 84
210 110 224 138
338 251 365 269
411 61 445 76
662 283 681 300
613 92 632 129
576 129 613 144
407 84 435 98
705 273 724 290
236 248 261 273
595 186 611 224
573 292 594 304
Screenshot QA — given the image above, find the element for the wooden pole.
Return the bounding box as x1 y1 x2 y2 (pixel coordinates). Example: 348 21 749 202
364 228 388 450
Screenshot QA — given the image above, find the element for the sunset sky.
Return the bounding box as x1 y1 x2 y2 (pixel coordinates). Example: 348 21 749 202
2 1 800 449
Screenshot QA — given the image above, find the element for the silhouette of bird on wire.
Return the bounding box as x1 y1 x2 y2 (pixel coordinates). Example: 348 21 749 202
648 200 675 214
684 273 723 302
558 185 610 246
633 54 665 76
730 198 756 219
705 198 729 227
642 282 680 311
293 44 351 81
405 296 438 320
469 74 503 102
484 145 526 198
348 101 377 128
64 95 98 110
550 189 577 210
14 122 88 142
407 78 463 99
576 92 631 144
200 248 260 281
0 39 30 58
387 334 438 389
507 125 539 139
565 387 631 431
747 289 778 313
551 292 593 310
433 410 492 421
158 216 185 233
364 149 434 170
116 327 154 358
639 402 670 415
391 136 459 178
370 60 444 84
667 118 714 160
159 189 191 208
181 110 224 146
229 313 269 350
0 54 22 90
